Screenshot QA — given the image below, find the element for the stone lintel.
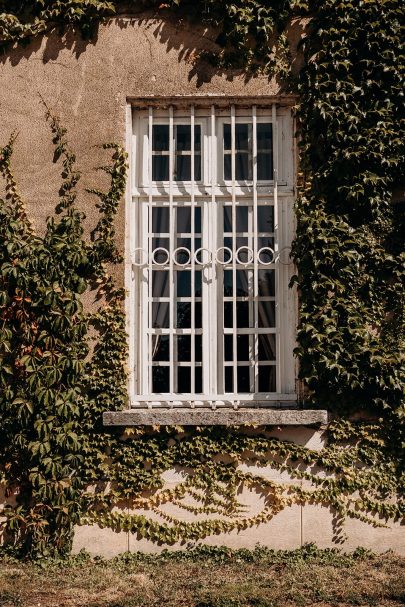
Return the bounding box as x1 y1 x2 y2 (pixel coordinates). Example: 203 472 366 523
103 409 328 427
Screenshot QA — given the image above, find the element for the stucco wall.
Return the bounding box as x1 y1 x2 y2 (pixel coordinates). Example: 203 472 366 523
1 14 404 557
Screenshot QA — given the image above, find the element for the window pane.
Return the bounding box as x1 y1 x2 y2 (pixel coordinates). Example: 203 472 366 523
237 301 251 328
177 271 191 297
258 334 276 361
236 206 248 232
237 335 250 361
195 367 202 393
152 156 169 181
258 270 275 297
178 367 191 393
177 207 191 232
153 366 169 393
258 301 276 328
152 335 169 361
175 155 202 181
223 271 233 296
176 303 191 328
177 335 191 362
152 270 169 298
152 207 170 233
224 335 233 361
176 125 201 151
257 123 272 151
224 153 250 180
224 124 250 151
153 125 169 151
237 366 250 392
257 206 274 232
224 302 233 327
236 270 251 297
152 302 170 328
223 206 232 232
258 153 273 180
195 335 202 362
225 366 233 392
258 366 276 392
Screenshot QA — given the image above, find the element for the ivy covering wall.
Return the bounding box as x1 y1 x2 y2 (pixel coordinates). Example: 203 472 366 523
0 0 403 558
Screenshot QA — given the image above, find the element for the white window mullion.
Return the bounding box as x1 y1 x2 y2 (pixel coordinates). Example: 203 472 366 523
272 103 281 394
231 105 237 398
190 105 196 397
252 105 259 394
169 106 175 397
147 107 153 400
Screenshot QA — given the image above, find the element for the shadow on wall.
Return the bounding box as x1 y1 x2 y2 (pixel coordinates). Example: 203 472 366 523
0 9 305 88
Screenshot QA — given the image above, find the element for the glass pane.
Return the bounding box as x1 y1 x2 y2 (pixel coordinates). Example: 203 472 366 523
195 207 202 233
195 271 202 297
258 334 276 361
177 271 191 297
236 206 249 232
224 302 233 327
223 207 232 232
236 270 250 297
258 270 275 297
237 366 250 392
258 236 275 251
153 366 169 392
225 366 233 392
176 303 191 328
177 335 191 362
257 206 274 232
195 302 202 328
258 153 273 180
152 335 169 361
224 335 233 361
152 302 170 328
237 301 251 328
195 367 202 393
195 335 202 362
223 271 233 296
258 301 276 328
236 153 250 180
257 123 272 151
176 125 201 151
152 207 169 233
177 207 191 232
152 237 169 252
152 125 169 151
224 153 250 180
152 270 169 298
152 156 169 181
258 366 276 392
177 367 191 393
224 124 249 151
175 155 201 181
237 334 250 361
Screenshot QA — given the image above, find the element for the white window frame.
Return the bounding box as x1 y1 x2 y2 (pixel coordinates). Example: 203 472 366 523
126 99 297 408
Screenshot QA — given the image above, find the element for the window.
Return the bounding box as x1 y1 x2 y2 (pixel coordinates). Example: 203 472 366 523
128 101 297 407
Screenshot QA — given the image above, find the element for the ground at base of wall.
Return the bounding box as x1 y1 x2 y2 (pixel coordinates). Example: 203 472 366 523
0 546 404 607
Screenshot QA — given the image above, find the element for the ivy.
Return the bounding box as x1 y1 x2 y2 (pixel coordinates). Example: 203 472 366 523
0 0 404 558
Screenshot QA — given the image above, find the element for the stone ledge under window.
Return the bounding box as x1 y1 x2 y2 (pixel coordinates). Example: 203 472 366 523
103 409 328 427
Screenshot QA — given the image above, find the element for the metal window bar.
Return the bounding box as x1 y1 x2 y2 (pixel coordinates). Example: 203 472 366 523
252 106 259 393
148 107 153 403
190 105 196 398
169 106 174 398
272 103 280 393
231 105 237 399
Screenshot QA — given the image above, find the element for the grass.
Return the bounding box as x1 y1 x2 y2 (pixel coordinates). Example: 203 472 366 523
0 545 404 607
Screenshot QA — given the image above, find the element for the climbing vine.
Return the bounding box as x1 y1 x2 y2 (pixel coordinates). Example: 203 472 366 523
0 0 404 557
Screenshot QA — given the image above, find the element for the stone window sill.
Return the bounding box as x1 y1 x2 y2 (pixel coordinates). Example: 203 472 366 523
103 408 328 427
